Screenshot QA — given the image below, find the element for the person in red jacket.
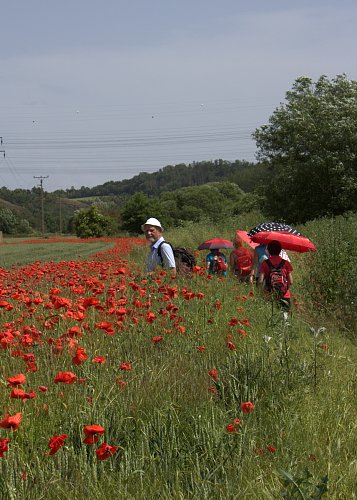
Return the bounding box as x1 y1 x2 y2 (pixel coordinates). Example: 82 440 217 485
229 236 254 282
259 240 293 311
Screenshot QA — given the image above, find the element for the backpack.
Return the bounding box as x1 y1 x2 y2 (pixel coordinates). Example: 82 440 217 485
157 241 197 275
233 249 253 276
213 255 227 274
265 258 288 297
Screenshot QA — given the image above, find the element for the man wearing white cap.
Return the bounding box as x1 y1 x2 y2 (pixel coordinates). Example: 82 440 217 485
141 217 176 277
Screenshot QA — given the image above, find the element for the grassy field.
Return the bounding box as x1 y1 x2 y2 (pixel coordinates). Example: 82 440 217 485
0 220 355 499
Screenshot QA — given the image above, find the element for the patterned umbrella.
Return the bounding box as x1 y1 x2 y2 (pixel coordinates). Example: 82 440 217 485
247 222 302 237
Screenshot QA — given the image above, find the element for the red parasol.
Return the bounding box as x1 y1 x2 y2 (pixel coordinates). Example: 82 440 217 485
198 238 234 250
235 230 259 249
251 231 317 253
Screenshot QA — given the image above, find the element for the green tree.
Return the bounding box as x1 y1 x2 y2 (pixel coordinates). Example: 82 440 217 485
120 192 168 233
253 74 357 222
0 208 18 234
74 205 115 238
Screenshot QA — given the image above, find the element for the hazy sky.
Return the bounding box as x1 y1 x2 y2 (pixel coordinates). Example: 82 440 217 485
1 0 356 192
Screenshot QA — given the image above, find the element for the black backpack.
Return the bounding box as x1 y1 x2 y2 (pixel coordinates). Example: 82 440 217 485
265 258 288 297
157 241 197 275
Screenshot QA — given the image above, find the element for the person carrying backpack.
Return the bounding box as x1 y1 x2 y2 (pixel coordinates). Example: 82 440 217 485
206 248 227 276
141 217 176 278
229 236 254 282
258 240 293 311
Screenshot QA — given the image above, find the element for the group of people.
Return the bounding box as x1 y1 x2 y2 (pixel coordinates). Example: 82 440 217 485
141 217 293 312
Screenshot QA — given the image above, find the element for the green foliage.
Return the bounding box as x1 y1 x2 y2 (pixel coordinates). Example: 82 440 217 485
254 74 357 222
120 192 170 233
74 205 116 238
280 468 328 499
0 207 19 234
299 213 357 332
63 159 259 198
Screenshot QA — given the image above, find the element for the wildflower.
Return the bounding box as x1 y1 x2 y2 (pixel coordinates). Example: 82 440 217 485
226 341 236 351
196 345 205 353
72 347 87 366
208 369 219 381
95 442 119 461
83 425 105 445
151 336 163 344
266 445 277 453
0 412 22 431
228 318 239 326
240 401 255 414
92 356 106 364
39 386 48 392
0 438 10 458
6 373 26 387
225 418 241 433
118 362 132 371
47 434 68 455
54 371 77 384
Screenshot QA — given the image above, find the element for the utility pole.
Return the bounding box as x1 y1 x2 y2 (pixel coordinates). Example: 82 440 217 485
33 175 49 237
59 196 62 234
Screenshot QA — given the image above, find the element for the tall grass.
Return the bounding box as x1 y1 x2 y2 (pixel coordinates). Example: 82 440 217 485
0 218 355 498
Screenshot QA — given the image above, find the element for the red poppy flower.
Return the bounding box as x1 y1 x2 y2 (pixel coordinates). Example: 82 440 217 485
228 318 239 326
83 297 100 308
208 369 219 381
118 362 132 371
54 371 77 384
83 424 105 445
226 341 236 351
225 423 238 433
0 412 22 431
95 442 119 461
0 437 10 458
72 347 87 366
151 336 163 344
196 345 205 352
6 373 26 387
266 445 277 453
240 401 255 414
10 388 35 400
92 356 106 364
47 434 68 455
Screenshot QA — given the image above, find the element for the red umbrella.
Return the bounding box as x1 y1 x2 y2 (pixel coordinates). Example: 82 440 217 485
198 238 234 250
235 230 259 249
251 231 317 253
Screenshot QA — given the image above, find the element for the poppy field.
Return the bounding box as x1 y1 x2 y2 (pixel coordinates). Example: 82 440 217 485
0 233 356 499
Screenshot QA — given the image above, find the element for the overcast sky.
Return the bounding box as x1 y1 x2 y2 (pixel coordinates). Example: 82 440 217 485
1 0 356 192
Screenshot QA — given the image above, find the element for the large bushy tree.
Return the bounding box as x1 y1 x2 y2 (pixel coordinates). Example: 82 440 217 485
253 74 357 222
74 205 115 238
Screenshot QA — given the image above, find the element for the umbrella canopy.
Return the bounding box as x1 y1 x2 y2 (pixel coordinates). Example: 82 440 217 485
248 222 302 237
198 238 234 250
235 230 259 249
251 231 316 253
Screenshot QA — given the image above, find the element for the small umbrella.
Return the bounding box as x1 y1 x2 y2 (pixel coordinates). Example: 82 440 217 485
248 222 302 237
251 231 316 253
198 238 234 250
235 230 259 249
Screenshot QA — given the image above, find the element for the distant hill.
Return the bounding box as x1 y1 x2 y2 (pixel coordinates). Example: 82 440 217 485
60 159 268 199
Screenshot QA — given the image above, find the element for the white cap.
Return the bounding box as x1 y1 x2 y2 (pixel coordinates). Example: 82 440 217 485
141 217 163 232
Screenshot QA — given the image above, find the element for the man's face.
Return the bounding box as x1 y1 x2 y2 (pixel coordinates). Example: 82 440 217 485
144 225 162 243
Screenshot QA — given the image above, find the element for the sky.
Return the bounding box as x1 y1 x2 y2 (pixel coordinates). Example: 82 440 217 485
1 0 356 192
